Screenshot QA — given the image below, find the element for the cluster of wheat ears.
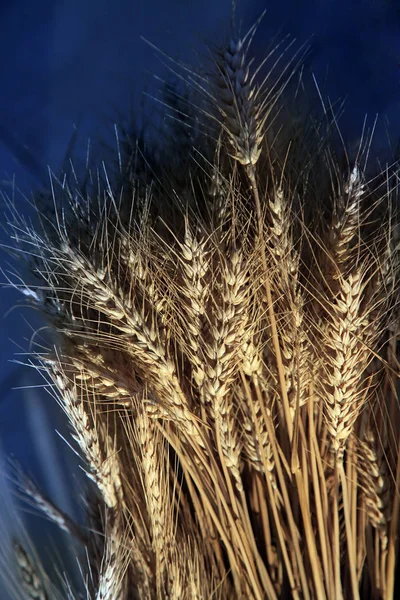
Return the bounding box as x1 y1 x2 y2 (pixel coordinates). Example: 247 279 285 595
2 16 400 600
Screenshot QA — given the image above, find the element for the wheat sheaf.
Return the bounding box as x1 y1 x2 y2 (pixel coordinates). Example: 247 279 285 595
1 15 400 600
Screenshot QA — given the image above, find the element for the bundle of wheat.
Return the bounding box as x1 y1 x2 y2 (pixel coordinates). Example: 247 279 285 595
1 15 399 600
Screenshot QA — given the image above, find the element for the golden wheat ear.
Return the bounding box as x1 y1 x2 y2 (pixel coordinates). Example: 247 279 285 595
2 13 400 600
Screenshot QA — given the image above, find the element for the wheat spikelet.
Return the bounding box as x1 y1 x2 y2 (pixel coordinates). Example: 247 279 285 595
1 13 400 600
13 543 48 600
46 362 124 510
95 519 130 600
319 266 379 458
355 423 391 545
